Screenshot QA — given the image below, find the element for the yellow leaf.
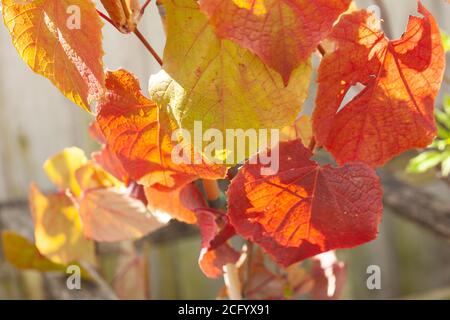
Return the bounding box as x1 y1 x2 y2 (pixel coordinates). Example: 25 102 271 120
150 0 312 164
2 0 105 111
75 160 124 191
29 184 96 265
43 147 87 197
2 231 65 272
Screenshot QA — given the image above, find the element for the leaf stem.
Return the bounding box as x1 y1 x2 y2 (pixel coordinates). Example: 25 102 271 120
202 179 221 202
317 44 326 57
133 29 163 66
96 9 121 32
96 9 163 66
140 0 153 15
202 179 242 300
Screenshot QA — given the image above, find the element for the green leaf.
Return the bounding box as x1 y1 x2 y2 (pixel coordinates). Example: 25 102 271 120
442 30 450 53
440 152 450 177
407 151 445 173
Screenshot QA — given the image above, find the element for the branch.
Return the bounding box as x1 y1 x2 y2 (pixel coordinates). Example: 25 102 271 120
379 170 450 240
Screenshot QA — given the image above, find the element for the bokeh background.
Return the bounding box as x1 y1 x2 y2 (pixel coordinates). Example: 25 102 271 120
0 0 450 299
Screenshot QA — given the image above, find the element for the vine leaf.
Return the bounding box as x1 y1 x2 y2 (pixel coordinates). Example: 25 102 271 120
29 184 96 265
43 147 88 197
198 0 351 84
313 3 445 167
144 182 207 224
227 140 383 266
153 0 311 164
113 245 148 300
78 188 167 242
281 115 313 147
1 0 105 111
96 69 226 190
2 231 66 272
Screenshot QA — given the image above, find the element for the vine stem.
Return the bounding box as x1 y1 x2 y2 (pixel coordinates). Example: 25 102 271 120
96 9 163 66
202 179 243 300
133 29 163 66
140 0 153 15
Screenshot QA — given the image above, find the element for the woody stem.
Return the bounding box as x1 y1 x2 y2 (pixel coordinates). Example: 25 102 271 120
202 179 242 300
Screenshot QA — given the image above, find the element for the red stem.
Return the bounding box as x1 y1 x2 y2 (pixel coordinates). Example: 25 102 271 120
141 0 153 15
96 9 163 66
96 9 120 32
133 29 163 66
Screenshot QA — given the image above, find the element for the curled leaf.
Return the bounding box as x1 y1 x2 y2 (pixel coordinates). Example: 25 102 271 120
313 3 445 167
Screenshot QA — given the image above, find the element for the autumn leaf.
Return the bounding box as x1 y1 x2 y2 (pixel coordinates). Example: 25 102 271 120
144 182 206 224
281 115 313 147
75 160 123 191
2 231 66 272
43 147 88 197
151 0 311 164
29 184 96 265
313 3 445 167
96 69 226 190
100 0 141 33
1 0 105 111
196 208 240 278
198 0 351 84
227 140 383 266
78 188 167 242
92 146 131 186
113 244 148 300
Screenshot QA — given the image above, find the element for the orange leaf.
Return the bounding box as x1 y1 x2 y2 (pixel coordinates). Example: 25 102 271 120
95 69 226 190
281 115 313 147
144 182 206 224
92 146 131 186
2 0 105 111
199 0 351 84
227 140 383 266
29 184 96 265
78 188 167 242
313 3 445 167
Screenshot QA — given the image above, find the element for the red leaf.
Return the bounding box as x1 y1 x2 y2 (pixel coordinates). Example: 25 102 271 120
199 0 351 84
196 208 240 278
227 140 383 266
144 182 207 224
313 3 445 167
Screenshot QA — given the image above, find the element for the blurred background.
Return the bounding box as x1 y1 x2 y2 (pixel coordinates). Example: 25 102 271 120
0 0 450 299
